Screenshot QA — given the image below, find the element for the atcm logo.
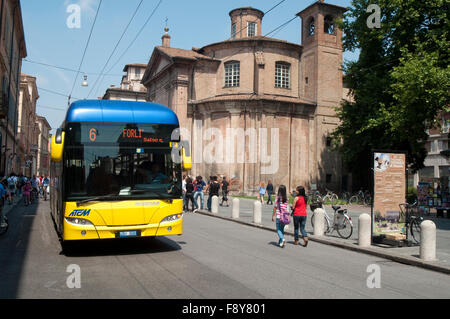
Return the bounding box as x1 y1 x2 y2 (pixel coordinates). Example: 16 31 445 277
66 4 81 29
366 4 381 29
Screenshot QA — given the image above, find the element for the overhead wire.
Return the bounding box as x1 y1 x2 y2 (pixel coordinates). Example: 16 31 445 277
90 0 163 99
68 0 103 102
86 0 146 99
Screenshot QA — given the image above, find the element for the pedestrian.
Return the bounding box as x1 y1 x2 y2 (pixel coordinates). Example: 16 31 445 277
193 176 206 211
207 176 220 211
272 185 289 248
7 173 17 205
220 176 229 207
184 177 196 212
22 181 32 206
292 186 309 247
182 175 187 212
0 176 7 228
266 180 274 205
258 181 266 204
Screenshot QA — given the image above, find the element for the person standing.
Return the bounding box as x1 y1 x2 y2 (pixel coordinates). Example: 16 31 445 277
184 177 196 212
272 185 289 248
207 176 220 211
7 173 17 205
193 176 206 211
0 177 7 228
220 176 229 207
258 181 266 204
266 180 274 205
182 175 187 212
292 186 309 247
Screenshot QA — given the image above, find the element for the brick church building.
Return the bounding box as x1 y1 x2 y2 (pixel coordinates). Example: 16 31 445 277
142 0 352 195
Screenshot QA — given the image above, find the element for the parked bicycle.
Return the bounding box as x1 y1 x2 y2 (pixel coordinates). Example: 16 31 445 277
399 201 423 244
322 188 339 205
311 205 353 239
349 190 371 206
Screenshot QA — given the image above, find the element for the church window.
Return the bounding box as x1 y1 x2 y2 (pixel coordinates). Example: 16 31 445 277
224 61 240 87
275 62 290 89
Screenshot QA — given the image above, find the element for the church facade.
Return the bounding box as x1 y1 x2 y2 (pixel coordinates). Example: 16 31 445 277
142 0 351 195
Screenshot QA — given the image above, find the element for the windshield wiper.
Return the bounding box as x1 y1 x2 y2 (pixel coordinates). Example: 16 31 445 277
76 194 118 206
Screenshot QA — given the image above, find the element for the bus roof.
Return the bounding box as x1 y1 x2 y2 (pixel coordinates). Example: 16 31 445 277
65 100 179 125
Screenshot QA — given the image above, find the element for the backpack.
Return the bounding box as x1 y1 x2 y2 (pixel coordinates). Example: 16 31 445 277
278 199 290 225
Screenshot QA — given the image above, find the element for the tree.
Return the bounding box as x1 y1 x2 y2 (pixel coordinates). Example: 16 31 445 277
332 0 449 189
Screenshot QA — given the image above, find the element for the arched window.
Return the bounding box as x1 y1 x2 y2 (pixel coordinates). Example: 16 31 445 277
324 15 335 34
224 61 240 87
307 17 315 36
275 62 290 89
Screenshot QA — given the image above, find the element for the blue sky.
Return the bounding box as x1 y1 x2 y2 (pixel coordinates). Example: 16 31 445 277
21 0 355 133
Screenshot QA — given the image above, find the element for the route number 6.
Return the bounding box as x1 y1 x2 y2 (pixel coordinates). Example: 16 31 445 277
89 128 97 142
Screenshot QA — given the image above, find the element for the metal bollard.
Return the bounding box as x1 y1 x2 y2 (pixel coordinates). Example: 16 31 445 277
211 196 219 214
420 220 436 261
253 201 262 224
313 208 325 236
358 213 371 247
232 198 240 219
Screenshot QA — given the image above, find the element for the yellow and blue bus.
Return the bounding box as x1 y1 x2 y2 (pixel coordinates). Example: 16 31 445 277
50 100 191 245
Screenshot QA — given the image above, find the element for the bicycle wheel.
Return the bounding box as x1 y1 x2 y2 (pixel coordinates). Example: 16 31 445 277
336 216 353 239
349 195 359 205
410 218 422 244
331 194 339 205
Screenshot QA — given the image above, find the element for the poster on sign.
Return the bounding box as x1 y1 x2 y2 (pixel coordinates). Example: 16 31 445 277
372 151 407 239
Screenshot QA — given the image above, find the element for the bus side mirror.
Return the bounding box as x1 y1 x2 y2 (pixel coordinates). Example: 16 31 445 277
180 140 192 171
182 147 192 171
51 129 65 162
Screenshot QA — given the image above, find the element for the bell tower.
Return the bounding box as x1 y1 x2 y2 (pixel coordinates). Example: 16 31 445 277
297 1 347 191
297 0 346 106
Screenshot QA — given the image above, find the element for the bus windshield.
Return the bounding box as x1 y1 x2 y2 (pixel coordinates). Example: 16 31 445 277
63 122 181 201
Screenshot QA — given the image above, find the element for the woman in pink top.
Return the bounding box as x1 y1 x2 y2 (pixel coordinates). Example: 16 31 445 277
292 186 308 247
22 181 32 206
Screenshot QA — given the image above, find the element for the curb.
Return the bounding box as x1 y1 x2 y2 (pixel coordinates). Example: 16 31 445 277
194 209 450 275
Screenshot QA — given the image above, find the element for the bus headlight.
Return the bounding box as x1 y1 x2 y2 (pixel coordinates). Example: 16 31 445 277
160 214 182 224
65 217 94 226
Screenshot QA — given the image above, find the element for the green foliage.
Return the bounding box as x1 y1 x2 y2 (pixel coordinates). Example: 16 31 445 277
332 0 450 187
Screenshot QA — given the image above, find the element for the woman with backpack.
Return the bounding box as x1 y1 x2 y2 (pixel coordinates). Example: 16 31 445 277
272 185 289 248
292 186 309 247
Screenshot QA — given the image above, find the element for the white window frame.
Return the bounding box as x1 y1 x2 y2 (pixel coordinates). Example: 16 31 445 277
247 22 257 37
231 23 237 39
275 62 290 89
224 61 240 87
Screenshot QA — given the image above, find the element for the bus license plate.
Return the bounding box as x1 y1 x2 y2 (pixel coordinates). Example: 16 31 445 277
117 230 140 238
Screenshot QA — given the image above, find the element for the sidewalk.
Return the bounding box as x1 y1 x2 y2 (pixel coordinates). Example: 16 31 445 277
193 196 450 274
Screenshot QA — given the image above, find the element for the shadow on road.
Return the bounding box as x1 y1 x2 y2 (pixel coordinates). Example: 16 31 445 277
61 236 182 258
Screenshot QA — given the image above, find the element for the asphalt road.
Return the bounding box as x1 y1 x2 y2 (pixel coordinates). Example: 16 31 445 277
0 199 449 299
